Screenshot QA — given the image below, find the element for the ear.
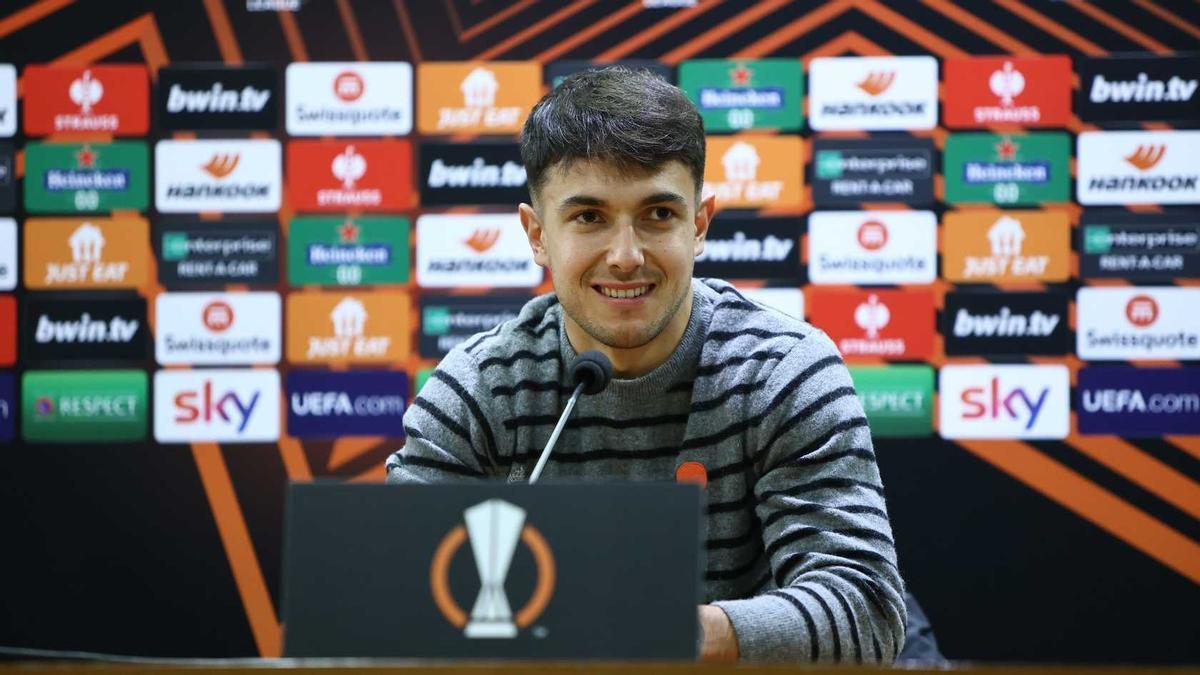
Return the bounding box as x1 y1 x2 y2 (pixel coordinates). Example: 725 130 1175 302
519 202 550 268
693 193 716 257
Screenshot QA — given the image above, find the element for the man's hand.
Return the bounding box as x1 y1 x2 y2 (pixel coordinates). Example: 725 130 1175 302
698 604 739 662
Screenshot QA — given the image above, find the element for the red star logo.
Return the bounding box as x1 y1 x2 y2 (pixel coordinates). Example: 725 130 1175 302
729 63 753 87
75 144 97 168
996 137 1018 161
338 221 360 243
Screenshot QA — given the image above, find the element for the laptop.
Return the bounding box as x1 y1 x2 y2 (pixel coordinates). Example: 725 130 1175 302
281 481 704 659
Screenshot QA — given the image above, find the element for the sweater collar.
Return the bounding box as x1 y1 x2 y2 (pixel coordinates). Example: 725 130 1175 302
557 280 712 404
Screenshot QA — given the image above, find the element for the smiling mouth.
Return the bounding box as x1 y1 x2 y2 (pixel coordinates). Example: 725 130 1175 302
593 284 655 300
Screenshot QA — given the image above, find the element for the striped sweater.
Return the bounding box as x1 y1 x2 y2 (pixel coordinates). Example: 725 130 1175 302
386 278 906 662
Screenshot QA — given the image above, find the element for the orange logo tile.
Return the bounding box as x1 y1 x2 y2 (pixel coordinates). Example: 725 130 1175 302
942 209 1070 283
286 291 411 365
417 62 542 135
703 135 803 208
23 217 150 289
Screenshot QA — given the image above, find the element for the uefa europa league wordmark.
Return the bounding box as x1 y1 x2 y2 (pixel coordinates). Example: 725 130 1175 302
430 499 556 638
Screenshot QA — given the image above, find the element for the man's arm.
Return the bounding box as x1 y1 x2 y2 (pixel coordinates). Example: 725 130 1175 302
386 347 502 483
711 333 907 662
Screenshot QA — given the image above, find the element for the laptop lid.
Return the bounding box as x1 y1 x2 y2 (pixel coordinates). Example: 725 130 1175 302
281 482 704 659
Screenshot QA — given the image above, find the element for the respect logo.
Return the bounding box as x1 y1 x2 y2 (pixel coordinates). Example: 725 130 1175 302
24 217 150 290
848 365 933 438
22 370 148 443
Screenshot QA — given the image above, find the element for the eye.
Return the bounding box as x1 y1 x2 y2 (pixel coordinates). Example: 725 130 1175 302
574 210 603 225
648 206 676 221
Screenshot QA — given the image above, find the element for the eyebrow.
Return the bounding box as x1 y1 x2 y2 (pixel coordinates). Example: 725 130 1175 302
557 191 688 212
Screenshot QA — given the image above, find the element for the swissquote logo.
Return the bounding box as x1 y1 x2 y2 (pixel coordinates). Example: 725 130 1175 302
809 56 937 131
807 210 935 285
944 55 1071 128
1077 131 1200 205
156 139 281 213
702 136 802 208
23 64 148 135
155 292 281 366
286 62 412 136
694 217 800 280
159 66 277 130
808 288 934 360
287 140 414 212
1076 287 1200 361
154 369 280 443
286 291 410 365
1079 55 1200 122
942 210 1069 283
416 214 542 288
0 65 16 136
417 62 540 135
431 499 555 638
23 217 149 290
939 365 1069 439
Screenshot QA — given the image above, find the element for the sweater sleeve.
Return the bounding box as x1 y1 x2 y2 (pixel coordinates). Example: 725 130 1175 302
386 347 503 483
711 331 907 663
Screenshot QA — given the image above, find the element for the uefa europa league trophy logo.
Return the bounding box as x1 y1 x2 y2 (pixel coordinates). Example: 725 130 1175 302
463 499 525 638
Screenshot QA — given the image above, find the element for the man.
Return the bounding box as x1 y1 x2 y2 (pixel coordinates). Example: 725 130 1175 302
387 67 908 663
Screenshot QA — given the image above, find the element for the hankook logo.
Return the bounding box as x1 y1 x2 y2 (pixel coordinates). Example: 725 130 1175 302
430 499 555 638
1077 131 1200 205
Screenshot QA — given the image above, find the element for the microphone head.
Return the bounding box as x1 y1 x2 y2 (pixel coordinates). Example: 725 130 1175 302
570 350 613 395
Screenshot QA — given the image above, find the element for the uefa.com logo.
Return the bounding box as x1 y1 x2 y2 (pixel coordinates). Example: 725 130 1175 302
431 499 555 639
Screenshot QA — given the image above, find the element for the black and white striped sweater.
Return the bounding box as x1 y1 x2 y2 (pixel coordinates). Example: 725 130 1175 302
386 277 907 662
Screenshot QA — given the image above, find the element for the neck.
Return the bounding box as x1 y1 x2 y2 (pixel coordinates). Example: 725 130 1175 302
565 290 694 379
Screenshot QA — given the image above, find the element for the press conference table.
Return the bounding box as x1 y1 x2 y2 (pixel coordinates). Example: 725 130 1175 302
3 662 1198 674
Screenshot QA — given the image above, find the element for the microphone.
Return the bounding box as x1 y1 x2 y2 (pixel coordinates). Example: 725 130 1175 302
528 350 613 483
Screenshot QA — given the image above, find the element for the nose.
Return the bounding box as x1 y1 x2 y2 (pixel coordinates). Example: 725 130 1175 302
606 221 644 273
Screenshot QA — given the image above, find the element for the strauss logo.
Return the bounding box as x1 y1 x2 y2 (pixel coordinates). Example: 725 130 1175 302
331 145 367 189
69 69 104 113
854 294 890 339
1124 145 1165 171
856 71 895 97
988 61 1025 106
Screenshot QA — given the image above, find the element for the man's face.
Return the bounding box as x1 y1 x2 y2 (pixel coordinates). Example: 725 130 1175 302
519 158 713 357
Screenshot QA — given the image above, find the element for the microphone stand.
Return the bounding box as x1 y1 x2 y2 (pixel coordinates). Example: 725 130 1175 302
528 380 586 484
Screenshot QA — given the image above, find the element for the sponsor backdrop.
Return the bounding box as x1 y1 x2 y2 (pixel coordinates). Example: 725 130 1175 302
0 0 1197 665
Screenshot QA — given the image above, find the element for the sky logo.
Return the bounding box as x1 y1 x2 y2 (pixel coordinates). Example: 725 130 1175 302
939 365 1068 439
154 369 279 443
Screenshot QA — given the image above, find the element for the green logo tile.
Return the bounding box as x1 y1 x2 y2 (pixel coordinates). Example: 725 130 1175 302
943 132 1069 206
22 370 148 442
24 141 149 213
287 216 410 286
1083 225 1113 254
679 59 803 132
849 365 933 438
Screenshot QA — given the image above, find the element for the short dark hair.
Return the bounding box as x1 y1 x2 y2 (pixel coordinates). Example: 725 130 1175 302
520 66 706 203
